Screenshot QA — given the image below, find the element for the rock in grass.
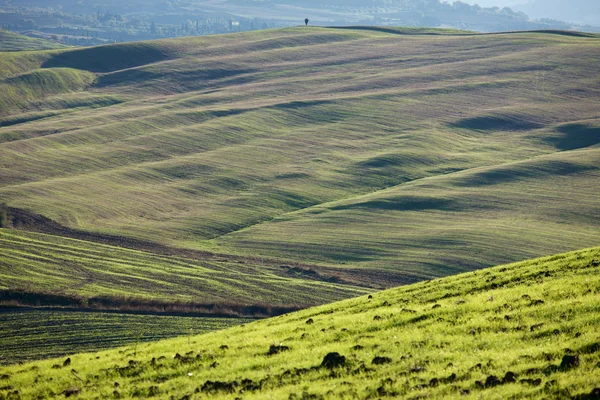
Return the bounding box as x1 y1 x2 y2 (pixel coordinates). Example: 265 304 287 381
63 387 80 397
503 371 518 383
321 352 346 369
267 344 290 355
372 356 392 365
485 375 501 387
560 354 580 371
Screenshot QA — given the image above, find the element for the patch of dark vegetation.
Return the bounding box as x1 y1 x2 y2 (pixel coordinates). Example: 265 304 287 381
485 375 501 388
559 354 580 371
408 314 430 324
200 380 237 394
372 356 392 365
502 371 518 384
578 342 600 355
409 365 426 374
306 318 314 325
520 378 543 386
321 353 346 369
63 387 81 397
573 387 600 400
288 390 324 400
530 323 544 332
267 344 290 356
0 291 296 318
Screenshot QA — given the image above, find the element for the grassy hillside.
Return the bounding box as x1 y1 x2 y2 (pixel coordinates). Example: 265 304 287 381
0 29 64 52
0 27 598 286
0 229 368 310
0 247 598 399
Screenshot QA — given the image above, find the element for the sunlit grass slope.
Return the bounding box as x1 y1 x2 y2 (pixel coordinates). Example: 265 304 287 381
1 247 598 399
0 229 367 308
0 29 64 52
0 27 599 282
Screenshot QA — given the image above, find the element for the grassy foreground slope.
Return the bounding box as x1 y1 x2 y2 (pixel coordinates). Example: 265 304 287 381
0 247 598 399
0 27 599 282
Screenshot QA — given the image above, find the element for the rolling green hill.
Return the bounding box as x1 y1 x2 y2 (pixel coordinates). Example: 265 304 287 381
0 247 598 399
0 27 598 290
0 29 64 52
0 229 368 310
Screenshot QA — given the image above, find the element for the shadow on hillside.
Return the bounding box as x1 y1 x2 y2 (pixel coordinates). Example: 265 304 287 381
450 115 542 131
454 160 594 187
42 43 171 73
330 196 453 212
545 124 600 151
511 30 599 38
356 154 406 169
329 26 471 36
96 67 255 87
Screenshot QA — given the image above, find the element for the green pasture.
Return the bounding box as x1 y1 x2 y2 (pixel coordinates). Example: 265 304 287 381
0 29 64 52
0 247 598 399
0 27 598 284
0 229 368 307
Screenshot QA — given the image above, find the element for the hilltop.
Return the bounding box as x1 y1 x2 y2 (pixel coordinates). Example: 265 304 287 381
1 27 599 290
0 29 64 51
0 246 598 399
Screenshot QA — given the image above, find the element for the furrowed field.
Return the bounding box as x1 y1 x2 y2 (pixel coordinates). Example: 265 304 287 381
0 27 598 286
0 247 598 399
0 229 369 309
0 309 253 365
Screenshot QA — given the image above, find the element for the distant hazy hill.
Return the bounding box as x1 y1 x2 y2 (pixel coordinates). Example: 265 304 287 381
0 29 64 51
514 0 600 26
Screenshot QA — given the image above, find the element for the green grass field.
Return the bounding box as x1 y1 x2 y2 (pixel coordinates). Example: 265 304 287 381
0 309 253 365
0 29 64 52
1 27 598 287
0 229 368 309
0 247 598 399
